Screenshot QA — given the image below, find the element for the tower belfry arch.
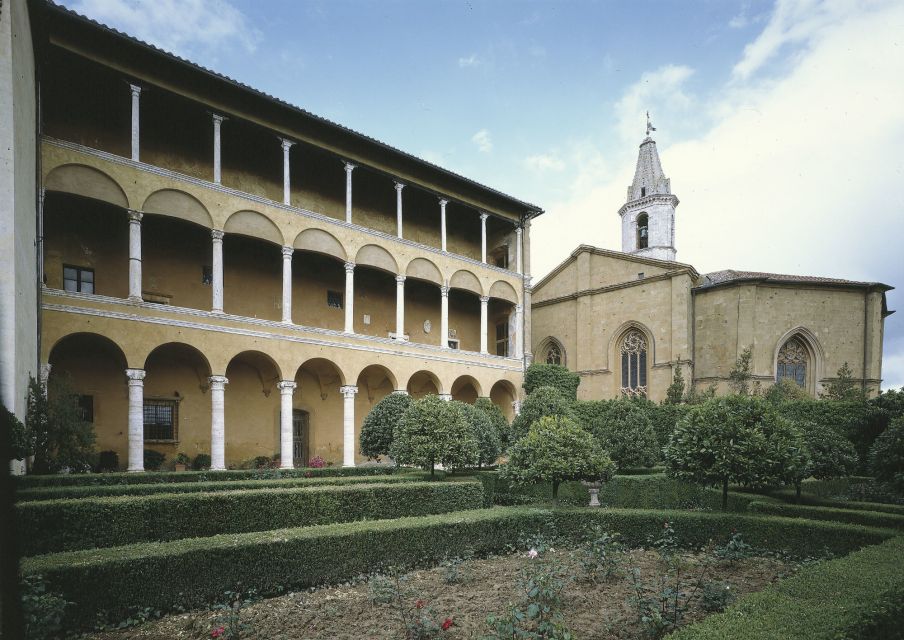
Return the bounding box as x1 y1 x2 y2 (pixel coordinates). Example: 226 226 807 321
618 114 679 261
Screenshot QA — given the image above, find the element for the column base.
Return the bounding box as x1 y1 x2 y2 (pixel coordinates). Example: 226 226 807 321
211 309 225 315
281 319 293 325
210 465 227 471
280 463 293 470
127 467 145 473
127 295 143 303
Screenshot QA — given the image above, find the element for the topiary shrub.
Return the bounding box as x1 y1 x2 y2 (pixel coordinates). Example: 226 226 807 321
647 402 689 452
510 386 574 444
869 417 904 483
474 397 511 449
360 392 411 459
764 379 811 405
591 399 659 469
143 449 166 471
792 420 858 500
3 404 28 461
192 453 211 471
502 415 614 505
571 399 613 433
391 395 478 476
523 363 580 400
459 402 501 468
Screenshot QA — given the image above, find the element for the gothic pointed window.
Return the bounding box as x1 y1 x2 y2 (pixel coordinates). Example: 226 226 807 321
777 337 808 388
637 214 649 250
546 343 562 366
620 330 648 397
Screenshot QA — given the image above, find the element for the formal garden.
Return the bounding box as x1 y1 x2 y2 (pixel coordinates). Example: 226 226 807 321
4 356 904 639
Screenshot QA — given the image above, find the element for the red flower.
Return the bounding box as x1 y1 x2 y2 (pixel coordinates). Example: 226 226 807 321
442 617 454 631
415 599 425 609
211 626 225 638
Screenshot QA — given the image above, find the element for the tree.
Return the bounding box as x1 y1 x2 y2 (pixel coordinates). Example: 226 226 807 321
591 399 659 469
359 392 411 459
459 401 502 468
474 397 511 449
3 404 28 462
665 363 686 405
664 395 804 509
868 416 904 482
821 362 867 402
502 415 615 505
510 386 574 444
764 379 810 405
793 420 858 500
391 395 478 476
28 375 96 474
728 347 754 395
522 363 581 400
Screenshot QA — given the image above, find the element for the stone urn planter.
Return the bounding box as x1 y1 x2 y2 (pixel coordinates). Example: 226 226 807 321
581 481 602 507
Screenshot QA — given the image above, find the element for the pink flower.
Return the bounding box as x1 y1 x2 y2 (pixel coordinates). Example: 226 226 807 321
415 599 426 609
527 548 539 559
442 617 454 630
211 626 225 638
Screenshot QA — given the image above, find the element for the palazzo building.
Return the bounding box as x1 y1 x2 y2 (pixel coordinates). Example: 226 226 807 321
1 0 541 470
532 128 893 402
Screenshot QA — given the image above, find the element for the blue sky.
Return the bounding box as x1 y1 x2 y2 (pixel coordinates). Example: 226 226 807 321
65 0 904 389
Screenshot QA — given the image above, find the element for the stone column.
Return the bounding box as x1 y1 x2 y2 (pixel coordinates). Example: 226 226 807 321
480 295 489 354
211 230 225 313
395 182 405 238
514 304 524 360
127 210 143 301
281 138 294 206
209 375 228 471
281 246 293 323
344 162 356 223
512 399 522 416
395 275 406 341
212 114 224 184
129 84 141 162
480 212 489 263
515 226 523 274
439 198 448 252
39 363 52 391
125 369 146 472
340 385 358 466
438 393 452 401
344 262 355 333
440 285 449 348
523 278 533 364
277 380 297 469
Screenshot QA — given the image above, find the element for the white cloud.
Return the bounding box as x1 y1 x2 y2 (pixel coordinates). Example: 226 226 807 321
458 54 482 68
729 13 750 29
471 129 493 153
613 64 696 143
524 153 565 172
66 0 261 58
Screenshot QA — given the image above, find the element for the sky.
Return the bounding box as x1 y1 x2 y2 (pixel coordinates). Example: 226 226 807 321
63 0 904 390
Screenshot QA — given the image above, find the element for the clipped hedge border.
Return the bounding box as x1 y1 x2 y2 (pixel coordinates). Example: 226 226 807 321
14 465 396 488
18 480 484 556
23 506 897 630
16 472 433 502
747 500 904 530
797 476 875 497
669 535 904 640
767 489 904 516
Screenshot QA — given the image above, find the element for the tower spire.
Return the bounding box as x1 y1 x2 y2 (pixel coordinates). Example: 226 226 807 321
646 111 656 137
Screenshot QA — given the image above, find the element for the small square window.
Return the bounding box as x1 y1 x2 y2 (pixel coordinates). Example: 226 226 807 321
63 265 94 294
327 291 343 309
637 272 645 280
201 265 213 285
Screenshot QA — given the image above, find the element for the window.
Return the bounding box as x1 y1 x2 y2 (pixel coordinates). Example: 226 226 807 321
144 399 178 441
546 343 562 365
637 272 645 280
327 290 343 309
636 214 649 250
777 338 808 388
77 395 94 423
63 265 94 294
495 322 509 357
641 187 646 197
491 246 509 269
201 265 213 285
620 329 648 397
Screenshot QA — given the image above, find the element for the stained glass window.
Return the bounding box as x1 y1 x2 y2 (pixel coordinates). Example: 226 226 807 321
546 343 562 365
620 330 647 397
777 338 808 388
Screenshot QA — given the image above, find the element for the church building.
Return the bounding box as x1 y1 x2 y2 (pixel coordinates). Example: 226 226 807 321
531 125 893 402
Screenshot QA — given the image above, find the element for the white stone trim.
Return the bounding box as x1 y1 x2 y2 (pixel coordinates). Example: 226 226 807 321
125 368 146 472
277 380 297 468
209 375 228 471
340 385 358 467
212 114 224 184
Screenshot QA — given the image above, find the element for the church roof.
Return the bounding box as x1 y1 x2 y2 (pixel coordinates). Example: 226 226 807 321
697 269 893 291
627 137 671 202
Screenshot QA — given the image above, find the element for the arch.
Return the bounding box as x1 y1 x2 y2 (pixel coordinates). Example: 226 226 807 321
142 342 212 377
607 321 656 366
405 257 443 286
226 350 283 388
45 164 129 209
637 212 649 250
489 280 519 304
48 332 128 370
451 374 483 402
224 209 283 245
355 364 399 403
142 189 213 229
294 228 347 261
607 321 654 398
449 269 483 296
489 379 517 422
296 357 347 389
537 336 566 367
773 327 824 395
355 244 398 274
406 370 442 397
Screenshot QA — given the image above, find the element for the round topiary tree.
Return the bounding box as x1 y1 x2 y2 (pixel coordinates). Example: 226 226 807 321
474 397 511 449
592 399 659 469
502 415 614 505
391 395 479 476
459 401 502 468
523 363 581 400
869 416 904 482
360 392 411 459
510 385 574 444
793 419 858 500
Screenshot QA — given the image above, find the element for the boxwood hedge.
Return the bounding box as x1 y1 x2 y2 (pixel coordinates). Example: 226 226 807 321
18 480 484 556
670 535 904 640
15 471 432 502
23 507 896 631
746 500 904 530
766 489 904 516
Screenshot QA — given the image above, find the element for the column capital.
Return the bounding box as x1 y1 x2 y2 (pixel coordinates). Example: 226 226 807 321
281 246 294 258
208 375 229 389
280 137 295 152
212 113 225 125
480 295 490 303
39 363 52 384
395 275 406 284
340 385 358 398
211 229 225 241
515 303 523 313
515 225 523 236
277 380 297 393
344 261 356 273
344 161 357 173
129 83 142 97
440 285 450 297
125 368 146 383
480 212 489 222
394 181 406 192
438 393 453 401
438 198 448 207
392 389 409 396
127 209 143 223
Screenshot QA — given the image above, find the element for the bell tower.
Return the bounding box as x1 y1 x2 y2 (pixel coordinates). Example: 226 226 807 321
619 113 679 261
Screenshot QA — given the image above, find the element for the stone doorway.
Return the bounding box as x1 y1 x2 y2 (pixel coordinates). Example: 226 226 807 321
292 409 309 467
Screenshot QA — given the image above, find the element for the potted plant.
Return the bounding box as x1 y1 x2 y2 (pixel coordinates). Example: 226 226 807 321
174 452 192 472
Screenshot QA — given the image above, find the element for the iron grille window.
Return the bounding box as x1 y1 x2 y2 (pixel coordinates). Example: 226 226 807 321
144 399 178 441
63 265 94 294
327 290 343 309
